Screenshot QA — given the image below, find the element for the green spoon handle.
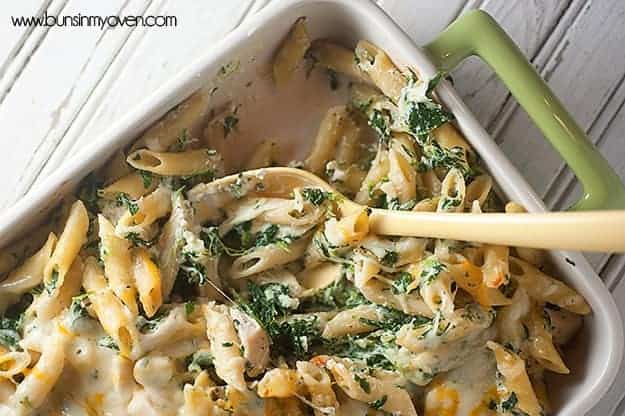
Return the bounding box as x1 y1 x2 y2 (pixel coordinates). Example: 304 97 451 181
424 10 625 210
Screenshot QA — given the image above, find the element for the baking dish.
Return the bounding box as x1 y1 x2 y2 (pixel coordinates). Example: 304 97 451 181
0 0 623 414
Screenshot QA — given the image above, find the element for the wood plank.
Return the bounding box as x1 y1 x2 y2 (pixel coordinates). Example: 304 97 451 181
32 0 157 183
0 0 69 101
479 0 625 274
550 76 625 273
494 0 625 205
549 75 625 210
375 0 467 44
0 0 152 211
451 0 575 129
0 0 49 78
36 0 260 178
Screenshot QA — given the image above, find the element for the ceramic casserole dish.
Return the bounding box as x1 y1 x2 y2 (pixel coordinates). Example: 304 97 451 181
0 0 623 414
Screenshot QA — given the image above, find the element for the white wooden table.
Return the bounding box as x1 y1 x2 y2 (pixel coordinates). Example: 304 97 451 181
1 0 624 414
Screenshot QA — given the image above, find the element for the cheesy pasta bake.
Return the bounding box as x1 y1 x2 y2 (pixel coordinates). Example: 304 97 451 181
0 18 589 416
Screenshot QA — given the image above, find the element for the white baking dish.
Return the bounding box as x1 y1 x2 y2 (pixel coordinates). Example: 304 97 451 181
0 0 621 414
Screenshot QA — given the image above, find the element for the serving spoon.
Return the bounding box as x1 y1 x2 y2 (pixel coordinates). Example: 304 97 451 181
191 167 625 253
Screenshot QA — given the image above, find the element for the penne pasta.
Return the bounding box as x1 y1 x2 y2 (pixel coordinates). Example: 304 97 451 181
273 17 311 87
488 341 544 416
0 233 56 314
304 106 355 175
8 324 70 413
309 39 369 81
98 215 138 314
140 91 210 151
101 171 158 200
354 40 407 101
132 248 163 318
244 140 279 169
43 200 88 296
126 148 224 177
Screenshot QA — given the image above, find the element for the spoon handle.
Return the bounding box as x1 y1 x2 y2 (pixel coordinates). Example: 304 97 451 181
368 210 625 252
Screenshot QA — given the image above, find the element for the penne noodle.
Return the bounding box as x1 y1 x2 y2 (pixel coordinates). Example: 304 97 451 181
126 148 224 177
273 17 311 87
43 200 88 295
98 215 138 314
101 171 158 200
132 247 163 318
354 40 407 101
0 233 56 314
140 91 210 151
310 39 369 81
244 140 279 170
304 106 353 175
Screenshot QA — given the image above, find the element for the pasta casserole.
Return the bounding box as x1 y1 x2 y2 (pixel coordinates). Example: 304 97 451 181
0 18 589 416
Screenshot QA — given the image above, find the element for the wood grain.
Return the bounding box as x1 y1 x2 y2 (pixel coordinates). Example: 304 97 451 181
494 0 625 206
452 0 574 129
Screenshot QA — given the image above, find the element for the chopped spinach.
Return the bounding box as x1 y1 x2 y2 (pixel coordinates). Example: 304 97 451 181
380 250 399 267
312 231 346 262
253 224 280 247
368 108 392 143
303 271 367 311
271 316 322 359
369 395 388 410
0 316 22 350
391 272 415 295
136 309 169 333
97 335 119 352
78 173 103 213
139 170 153 188
184 301 196 317
301 188 332 206
387 197 417 211
200 227 246 257
164 170 216 191
360 306 429 333
69 293 91 325
326 69 339 90
228 174 246 199
116 192 139 215
223 115 239 138
178 252 209 286
186 351 214 372
420 257 447 285
124 232 156 248
237 282 299 335
253 224 295 250
439 195 463 211
405 100 454 139
229 221 253 248
325 333 396 371
45 268 59 294
417 141 475 179
354 373 371 393
501 392 518 411
399 74 454 141
170 129 193 152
